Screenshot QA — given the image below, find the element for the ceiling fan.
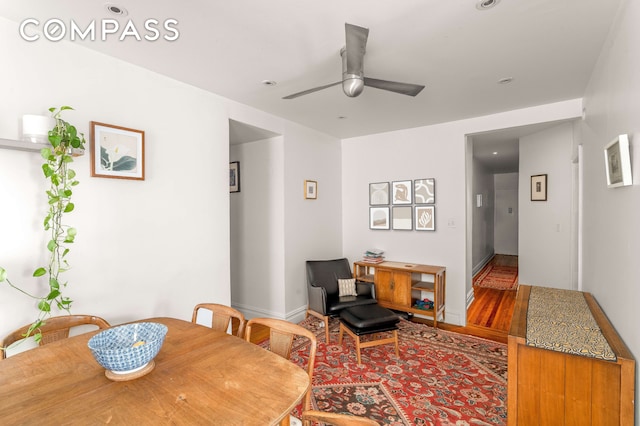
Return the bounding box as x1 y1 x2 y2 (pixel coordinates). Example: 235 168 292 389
282 23 425 100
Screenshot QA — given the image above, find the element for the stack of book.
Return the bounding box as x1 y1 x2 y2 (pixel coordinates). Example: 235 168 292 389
362 248 385 264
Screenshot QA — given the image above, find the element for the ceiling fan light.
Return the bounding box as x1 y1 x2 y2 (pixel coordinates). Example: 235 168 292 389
342 76 364 97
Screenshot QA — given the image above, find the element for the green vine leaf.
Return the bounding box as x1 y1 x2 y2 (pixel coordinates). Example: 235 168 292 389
38 300 51 312
0 106 85 344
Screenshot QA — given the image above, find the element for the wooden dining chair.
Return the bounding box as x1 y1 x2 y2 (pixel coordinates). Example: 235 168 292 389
301 410 380 426
191 303 246 338
245 317 317 423
1 314 110 360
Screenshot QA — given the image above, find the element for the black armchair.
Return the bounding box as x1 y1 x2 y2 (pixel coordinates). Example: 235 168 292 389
306 258 377 343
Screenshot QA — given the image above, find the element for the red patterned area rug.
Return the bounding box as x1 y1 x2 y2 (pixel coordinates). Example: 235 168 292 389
473 263 518 290
285 317 507 425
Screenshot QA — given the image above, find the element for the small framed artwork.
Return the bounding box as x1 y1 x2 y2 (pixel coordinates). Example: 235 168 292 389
90 121 145 180
604 134 633 188
530 174 547 201
415 205 435 231
414 178 435 204
392 180 412 204
392 206 413 230
230 161 240 193
304 180 317 199
369 182 390 205
369 207 390 230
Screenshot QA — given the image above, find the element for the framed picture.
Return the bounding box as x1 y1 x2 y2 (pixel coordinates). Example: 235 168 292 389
414 178 435 204
230 161 240 193
369 182 390 205
369 207 390 230
392 180 412 204
530 174 547 201
415 205 435 231
90 122 144 180
604 134 633 188
392 206 413 230
304 180 317 199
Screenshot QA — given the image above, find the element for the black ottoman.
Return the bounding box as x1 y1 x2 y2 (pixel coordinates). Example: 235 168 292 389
338 304 400 364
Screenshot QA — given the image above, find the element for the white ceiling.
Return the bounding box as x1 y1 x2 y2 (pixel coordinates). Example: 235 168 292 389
0 0 621 144
470 120 572 173
0 1 618 171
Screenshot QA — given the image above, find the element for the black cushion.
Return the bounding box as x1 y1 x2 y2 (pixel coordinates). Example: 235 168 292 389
327 295 377 314
340 304 400 335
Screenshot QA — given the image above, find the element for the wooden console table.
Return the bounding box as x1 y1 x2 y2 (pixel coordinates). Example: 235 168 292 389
508 285 635 425
353 261 446 327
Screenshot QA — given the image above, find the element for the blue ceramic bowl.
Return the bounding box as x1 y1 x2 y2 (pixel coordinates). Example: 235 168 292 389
87 322 168 373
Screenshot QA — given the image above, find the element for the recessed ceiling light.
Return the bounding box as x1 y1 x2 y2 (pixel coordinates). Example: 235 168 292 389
261 80 277 86
476 0 500 10
493 152 498 155
105 3 128 16
498 77 514 84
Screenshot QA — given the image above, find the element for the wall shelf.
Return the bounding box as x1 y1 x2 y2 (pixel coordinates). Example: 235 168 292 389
0 137 49 153
0 138 85 156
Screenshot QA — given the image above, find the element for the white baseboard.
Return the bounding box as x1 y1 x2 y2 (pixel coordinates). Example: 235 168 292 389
232 302 307 323
473 252 495 276
414 310 463 326
466 287 475 309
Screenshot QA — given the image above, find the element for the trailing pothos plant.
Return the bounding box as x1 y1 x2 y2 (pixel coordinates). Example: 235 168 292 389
0 106 85 343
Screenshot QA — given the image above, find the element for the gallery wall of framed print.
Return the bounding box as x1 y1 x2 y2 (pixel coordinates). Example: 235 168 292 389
415 205 435 231
392 206 413 230
90 121 145 180
370 207 390 230
392 180 412 204
304 180 317 199
604 134 633 188
369 182 390 205
414 178 435 204
530 174 547 201
229 161 240 193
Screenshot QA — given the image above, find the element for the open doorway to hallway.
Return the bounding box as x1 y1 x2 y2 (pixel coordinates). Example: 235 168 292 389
468 254 518 334
466 119 582 340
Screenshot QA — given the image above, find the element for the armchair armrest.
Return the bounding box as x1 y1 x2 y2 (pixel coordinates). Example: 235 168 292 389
356 281 373 297
307 283 328 315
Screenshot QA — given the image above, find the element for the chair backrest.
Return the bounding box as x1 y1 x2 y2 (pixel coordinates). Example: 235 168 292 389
245 317 317 410
301 410 380 426
306 258 353 297
191 303 246 338
1 314 111 360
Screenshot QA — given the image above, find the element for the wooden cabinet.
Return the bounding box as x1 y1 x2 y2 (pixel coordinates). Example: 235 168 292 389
508 285 635 425
354 261 446 327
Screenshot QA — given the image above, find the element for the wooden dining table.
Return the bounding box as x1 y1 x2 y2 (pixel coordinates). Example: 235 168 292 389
0 317 310 425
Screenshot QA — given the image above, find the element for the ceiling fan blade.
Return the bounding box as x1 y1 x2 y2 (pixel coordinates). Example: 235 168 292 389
282 82 342 99
345 23 369 75
364 77 425 97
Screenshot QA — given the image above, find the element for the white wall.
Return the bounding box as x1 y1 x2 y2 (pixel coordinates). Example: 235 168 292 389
229 120 343 323
518 123 575 289
471 157 495 273
494 173 519 255
580 0 640 421
0 17 231 335
230 136 286 318
342 100 583 325
283 122 343 320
